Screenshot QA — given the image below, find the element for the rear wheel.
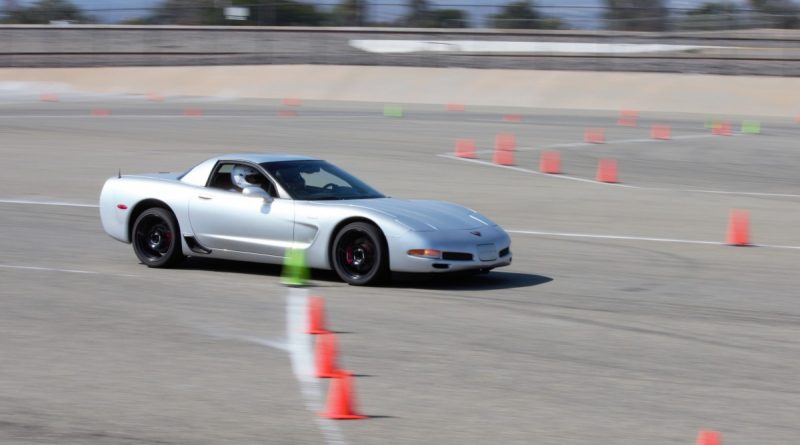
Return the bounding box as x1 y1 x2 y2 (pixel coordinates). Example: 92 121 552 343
132 207 184 268
332 222 388 286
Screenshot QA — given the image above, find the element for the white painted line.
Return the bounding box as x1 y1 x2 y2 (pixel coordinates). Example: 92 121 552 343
0 264 100 274
287 288 348 445
437 154 636 187
0 198 99 208
440 134 800 199
0 264 137 276
508 229 800 250
350 40 720 54
508 230 723 246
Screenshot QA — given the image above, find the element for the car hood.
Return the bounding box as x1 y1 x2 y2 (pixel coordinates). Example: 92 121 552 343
329 198 495 232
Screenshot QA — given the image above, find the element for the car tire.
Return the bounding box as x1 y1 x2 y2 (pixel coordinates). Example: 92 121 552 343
332 222 388 286
132 207 184 268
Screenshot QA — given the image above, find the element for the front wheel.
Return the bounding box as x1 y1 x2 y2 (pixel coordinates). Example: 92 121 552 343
132 207 184 268
332 222 388 286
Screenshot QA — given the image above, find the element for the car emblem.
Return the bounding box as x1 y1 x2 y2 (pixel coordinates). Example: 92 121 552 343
470 231 482 237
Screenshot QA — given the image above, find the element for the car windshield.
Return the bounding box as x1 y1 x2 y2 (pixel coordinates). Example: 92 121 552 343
261 160 385 201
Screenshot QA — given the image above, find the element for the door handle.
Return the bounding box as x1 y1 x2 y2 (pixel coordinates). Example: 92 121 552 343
198 195 213 200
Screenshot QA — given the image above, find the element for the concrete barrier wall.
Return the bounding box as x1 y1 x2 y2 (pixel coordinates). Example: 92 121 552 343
3 25 800 76
2 64 799 117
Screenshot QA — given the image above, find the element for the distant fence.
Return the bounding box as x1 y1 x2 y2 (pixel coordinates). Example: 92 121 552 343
4 25 800 76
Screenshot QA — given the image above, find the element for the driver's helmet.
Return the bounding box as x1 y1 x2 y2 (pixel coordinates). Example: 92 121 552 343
231 165 262 189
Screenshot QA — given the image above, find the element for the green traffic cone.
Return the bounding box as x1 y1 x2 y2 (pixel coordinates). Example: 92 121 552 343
741 120 761 134
383 105 403 118
281 248 309 286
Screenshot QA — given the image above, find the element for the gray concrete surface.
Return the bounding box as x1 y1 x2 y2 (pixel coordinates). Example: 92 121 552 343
4 25 800 75
1 95 799 445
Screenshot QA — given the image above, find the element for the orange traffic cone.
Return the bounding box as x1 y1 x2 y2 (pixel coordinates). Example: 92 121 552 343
315 332 340 378
446 103 465 112
726 209 750 246
40 93 59 102
454 138 476 159
493 133 515 166
651 124 671 140
146 92 164 102
495 133 515 151
282 97 302 107
307 296 329 334
183 108 203 117
503 114 522 123
321 371 367 420
278 109 297 117
596 159 618 183
617 110 638 127
539 151 561 174
90 108 111 117
585 128 605 144
696 431 721 445
712 122 731 136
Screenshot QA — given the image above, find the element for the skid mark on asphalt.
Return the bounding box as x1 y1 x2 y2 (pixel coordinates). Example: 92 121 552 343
508 229 800 250
194 288 348 445
286 287 349 445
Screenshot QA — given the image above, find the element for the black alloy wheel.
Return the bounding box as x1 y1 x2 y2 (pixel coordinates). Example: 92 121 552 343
332 222 388 286
132 207 184 268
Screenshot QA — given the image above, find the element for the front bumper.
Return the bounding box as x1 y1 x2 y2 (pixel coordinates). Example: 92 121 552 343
388 226 513 273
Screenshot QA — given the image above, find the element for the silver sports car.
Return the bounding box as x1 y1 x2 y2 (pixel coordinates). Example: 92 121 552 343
99 154 512 285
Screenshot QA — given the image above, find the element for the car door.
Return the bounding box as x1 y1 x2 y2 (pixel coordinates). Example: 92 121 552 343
188 162 294 258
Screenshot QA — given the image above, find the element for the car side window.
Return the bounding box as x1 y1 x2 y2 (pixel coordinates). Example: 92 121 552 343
208 162 276 196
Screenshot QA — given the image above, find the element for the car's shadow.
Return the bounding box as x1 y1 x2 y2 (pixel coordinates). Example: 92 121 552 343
178 258 551 291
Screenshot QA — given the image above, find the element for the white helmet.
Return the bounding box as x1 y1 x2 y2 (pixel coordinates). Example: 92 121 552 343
231 165 262 189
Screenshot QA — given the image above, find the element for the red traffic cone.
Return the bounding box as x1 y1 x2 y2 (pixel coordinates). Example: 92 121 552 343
454 138 476 159
539 150 561 174
315 332 340 378
596 159 618 183
696 431 721 445
307 296 329 334
321 371 366 420
726 209 750 246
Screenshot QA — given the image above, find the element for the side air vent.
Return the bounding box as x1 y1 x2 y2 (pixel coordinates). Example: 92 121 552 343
184 236 212 254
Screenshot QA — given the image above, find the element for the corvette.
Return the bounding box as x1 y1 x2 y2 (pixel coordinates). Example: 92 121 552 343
99 154 512 285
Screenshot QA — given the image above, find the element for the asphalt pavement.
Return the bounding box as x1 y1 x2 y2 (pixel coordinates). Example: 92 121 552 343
1 95 799 445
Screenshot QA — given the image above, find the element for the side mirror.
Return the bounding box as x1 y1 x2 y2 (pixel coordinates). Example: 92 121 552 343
242 186 273 203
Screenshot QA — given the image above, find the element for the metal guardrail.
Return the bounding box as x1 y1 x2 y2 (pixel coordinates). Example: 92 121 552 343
3 25 800 76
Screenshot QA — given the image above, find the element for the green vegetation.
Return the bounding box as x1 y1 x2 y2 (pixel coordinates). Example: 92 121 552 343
489 1 563 29
1 0 93 24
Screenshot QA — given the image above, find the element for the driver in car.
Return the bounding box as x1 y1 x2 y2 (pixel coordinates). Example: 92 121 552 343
231 165 265 192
